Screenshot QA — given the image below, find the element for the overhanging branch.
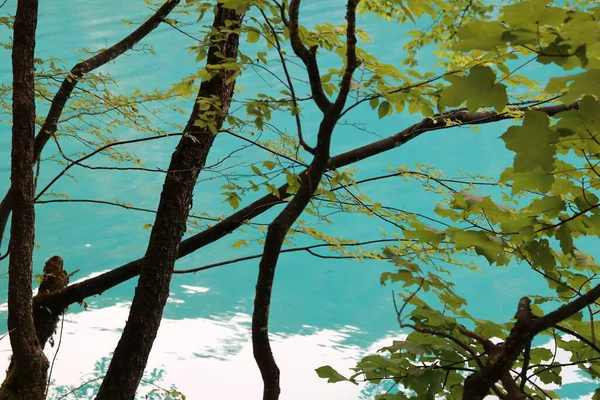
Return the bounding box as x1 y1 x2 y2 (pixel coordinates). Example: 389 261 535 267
35 100 580 311
0 0 181 252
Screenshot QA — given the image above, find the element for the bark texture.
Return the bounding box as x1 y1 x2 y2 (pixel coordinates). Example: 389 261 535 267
33 256 69 348
0 0 48 399
4 256 70 393
94 5 244 399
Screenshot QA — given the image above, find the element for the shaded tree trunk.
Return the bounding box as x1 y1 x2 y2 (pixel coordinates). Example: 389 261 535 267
3 256 70 396
94 4 244 399
0 2 181 398
32 256 70 348
0 0 48 399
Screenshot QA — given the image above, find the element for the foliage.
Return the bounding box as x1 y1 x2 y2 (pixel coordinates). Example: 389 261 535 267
315 0 600 398
2 0 600 398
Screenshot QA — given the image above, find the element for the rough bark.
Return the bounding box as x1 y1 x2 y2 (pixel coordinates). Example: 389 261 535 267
4 256 70 392
464 297 535 400
33 256 70 348
94 5 244 399
0 1 48 399
0 0 181 252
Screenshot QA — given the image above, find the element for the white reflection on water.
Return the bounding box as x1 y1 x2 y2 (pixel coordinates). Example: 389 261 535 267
0 303 378 399
0 303 595 399
180 285 210 294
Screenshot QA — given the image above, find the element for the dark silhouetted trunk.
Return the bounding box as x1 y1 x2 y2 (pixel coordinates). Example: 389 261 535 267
94 5 244 399
0 1 48 399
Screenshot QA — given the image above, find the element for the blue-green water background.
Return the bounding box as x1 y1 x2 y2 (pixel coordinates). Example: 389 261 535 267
0 1 596 398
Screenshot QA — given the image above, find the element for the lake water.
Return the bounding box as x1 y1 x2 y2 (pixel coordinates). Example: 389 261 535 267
0 1 596 398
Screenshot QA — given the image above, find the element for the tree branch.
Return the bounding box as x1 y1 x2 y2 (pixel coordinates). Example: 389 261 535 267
173 238 399 274
0 0 181 253
34 100 581 312
35 133 182 201
252 2 360 398
258 8 314 153
94 4 243 399
284 0 332 112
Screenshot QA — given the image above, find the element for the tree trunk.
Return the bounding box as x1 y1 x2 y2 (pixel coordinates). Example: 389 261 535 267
0 0 48 399
94 5 244 399
3 256 70 397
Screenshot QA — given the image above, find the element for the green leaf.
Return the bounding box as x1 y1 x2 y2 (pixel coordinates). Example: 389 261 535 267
525 196 565 219
255 117 264 130
262 160 276 170
378 101 392 119
219 0 253 13
369 97 379 110
246 30 260 43
251 165 263 176
452 230 507 265
501 0 567 28
453 21 507 51
547 70 600 104
315 366 352 384
501 111 558 174
440 66 507 111
509 167 555 194
574 193 599 213
555 226 574 254
403 224 445 244
535 364 562 385
524 239 556 270
232 240 248 248
379 340 428 355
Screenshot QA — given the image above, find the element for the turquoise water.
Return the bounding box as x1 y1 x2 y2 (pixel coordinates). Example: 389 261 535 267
0 1 596 398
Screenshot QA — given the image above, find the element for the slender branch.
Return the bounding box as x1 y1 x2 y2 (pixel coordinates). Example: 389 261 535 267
457 325 495 352
552 323 600 354
519 342 531 391
173 238 400 274
35 198 221 223
258 8 314 153
0 0 181 251
285 0 332 112
393 282 482 366
34 99 581 312
35 133 182 201
223 129 308 167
